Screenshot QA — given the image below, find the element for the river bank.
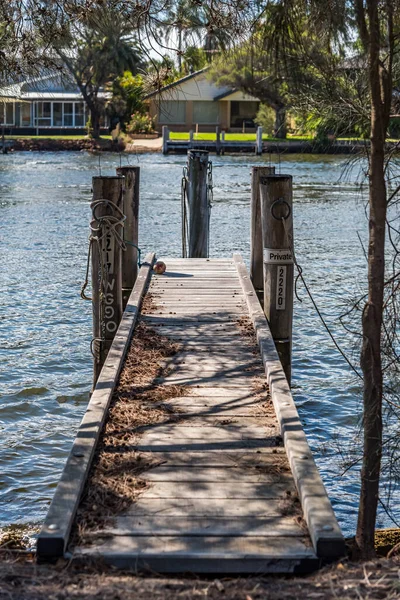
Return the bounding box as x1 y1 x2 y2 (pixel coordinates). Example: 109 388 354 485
0 556 399 600
2 136 372 154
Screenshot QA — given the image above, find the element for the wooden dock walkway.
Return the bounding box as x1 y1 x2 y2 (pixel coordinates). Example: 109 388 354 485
37 255 345 573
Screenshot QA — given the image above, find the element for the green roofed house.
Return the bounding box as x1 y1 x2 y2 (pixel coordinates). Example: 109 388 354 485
146 68 260 133
0 73 110 135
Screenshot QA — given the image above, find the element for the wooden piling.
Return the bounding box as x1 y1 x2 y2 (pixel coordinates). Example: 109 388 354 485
250 166 276 305
256 126 263 155
216 126 221 156
260 175 293 385
162 126 169 154
91 176 125 385
185 149 210 258
116 166 140 309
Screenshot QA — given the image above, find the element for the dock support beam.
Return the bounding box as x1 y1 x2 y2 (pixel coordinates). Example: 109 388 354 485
91 175 125 385
260 175 293 385
162 126 169 154
116 166 140 309
250 166 276 305
184 149 210 258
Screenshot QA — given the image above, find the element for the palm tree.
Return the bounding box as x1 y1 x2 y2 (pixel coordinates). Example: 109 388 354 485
50 5 143 137
162 0 203 71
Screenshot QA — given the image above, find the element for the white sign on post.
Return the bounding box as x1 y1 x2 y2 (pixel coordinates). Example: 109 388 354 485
263 248 293 264
263 248 292 311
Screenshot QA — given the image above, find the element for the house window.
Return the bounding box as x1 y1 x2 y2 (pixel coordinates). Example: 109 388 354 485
159 101 186 124
63 102 74 126
53 103 63 126
75 102 85 127
20 103 32 126
193 101 220 124
0 103 15 125
36 102 52 126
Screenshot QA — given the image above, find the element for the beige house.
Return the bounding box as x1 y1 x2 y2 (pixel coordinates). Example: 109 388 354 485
147 68 260 133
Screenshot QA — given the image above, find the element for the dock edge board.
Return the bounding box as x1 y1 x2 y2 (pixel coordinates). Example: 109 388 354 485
36 252 156 560
233 253 346 560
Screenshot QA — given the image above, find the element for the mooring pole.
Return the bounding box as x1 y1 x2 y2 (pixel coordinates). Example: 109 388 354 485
162 126 169 154
185 149 210 258
256 126 263 155
91 175 125 385
260 174 293 385
250 166 276 306
116 165 140 309
216 126 221 156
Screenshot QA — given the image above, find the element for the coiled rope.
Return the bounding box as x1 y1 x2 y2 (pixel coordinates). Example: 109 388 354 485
80 198 126 360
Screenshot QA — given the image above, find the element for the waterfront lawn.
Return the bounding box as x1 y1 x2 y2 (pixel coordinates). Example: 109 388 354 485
169 132 314 142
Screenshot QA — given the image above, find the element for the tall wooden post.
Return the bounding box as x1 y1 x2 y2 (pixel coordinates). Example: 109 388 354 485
260 175 293 385
250 166 276 305
91 176 125 385
256 126 263 155
216 126 221 156
162 126 169 154
186 149 210 258
116 166 140 309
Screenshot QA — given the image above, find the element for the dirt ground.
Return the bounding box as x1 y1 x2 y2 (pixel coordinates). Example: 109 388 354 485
0 556 399 600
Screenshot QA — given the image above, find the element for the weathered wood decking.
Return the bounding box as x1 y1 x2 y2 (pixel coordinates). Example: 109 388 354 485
37 255 345 573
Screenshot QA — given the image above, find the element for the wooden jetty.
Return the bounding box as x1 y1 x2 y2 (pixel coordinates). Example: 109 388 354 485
163 126 263 155
37 254 345 573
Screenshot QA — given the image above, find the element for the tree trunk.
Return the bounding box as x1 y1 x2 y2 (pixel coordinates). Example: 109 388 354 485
90 105 101 139
355 0 390 560
274 106 287 139
178 27 182 71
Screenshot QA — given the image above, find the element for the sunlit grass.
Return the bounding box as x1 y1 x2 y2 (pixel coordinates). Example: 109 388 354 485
169 132 314 142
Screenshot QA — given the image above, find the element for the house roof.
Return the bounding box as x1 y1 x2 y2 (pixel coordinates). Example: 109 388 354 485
146 68 260 103
145 68 210 99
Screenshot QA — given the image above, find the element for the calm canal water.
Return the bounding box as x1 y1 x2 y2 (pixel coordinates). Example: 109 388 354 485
0 151 397 537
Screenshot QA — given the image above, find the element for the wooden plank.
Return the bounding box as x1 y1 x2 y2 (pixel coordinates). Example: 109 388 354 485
165 416 269 426
124 496 294 517
94 516 304 537
142 481 294 500
233 253 345 559
161 398 267 416
134 438 278 452
76 536 317 574
36 253 156 561
139 466 291 483
143 316 244 325
155 374 265 386
135 449 286 467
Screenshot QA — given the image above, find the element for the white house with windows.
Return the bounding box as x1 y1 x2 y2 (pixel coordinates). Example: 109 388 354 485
0 73 110 134
147 68 260 133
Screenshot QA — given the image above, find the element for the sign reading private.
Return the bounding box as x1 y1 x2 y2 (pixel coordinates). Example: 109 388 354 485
263 248 293 264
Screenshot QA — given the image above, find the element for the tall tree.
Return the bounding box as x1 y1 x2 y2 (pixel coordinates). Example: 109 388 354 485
252 0 398 558
208 39 288 138
162 0 203 71
34 2 142 138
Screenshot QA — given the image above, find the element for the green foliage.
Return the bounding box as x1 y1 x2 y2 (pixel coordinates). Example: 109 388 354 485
255 104 275 135
86 117 93 138
388 118 400 139
181 46 207 75
109 71 145 129
127 112 155 134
